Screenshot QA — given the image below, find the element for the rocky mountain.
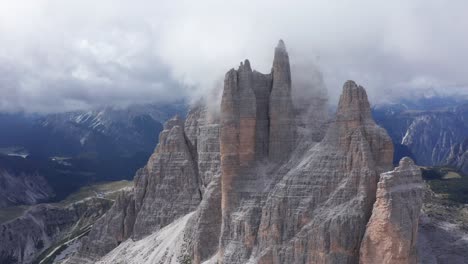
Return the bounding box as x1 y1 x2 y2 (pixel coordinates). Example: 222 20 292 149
59 41 425 264
0 103 186 207
373 99 468 172
0 169 52 209
446 138 468 175
360 157 424 264
0 197 113 264
0 103 185 158
0 155 54 208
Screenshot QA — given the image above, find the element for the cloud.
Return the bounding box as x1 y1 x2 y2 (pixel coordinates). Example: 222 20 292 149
0 0 467 112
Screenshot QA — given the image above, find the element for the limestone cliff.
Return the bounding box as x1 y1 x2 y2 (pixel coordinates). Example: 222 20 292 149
446 138 468 175
65 40 427 264
0 167 54 209
67 106 220 263
269 39 296 161
0 198 112 264
359 157 424 264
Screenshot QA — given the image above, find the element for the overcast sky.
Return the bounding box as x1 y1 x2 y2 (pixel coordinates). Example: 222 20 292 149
0 0 467 113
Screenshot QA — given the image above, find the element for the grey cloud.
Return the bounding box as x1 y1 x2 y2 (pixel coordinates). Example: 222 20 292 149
0 0 467 113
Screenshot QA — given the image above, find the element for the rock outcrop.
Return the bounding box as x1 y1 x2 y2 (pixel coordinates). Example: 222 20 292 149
132 115 202 239
0 168 53 208
374 102 468 167
446 138 468 175
250 80 393 264
269 40 296 161
0 198 112 264
73 190 136 261
68 106 221 263
218 72 393 262
360 157 424 264
64 40 428 264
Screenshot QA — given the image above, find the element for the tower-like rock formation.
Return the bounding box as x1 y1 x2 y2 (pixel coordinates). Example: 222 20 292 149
62 41 426 264
132 115 202 239
219 41 298 261
253 80 394 264
220 40 295 212
269 39 296 161
360 157 424 264
68 114 208 263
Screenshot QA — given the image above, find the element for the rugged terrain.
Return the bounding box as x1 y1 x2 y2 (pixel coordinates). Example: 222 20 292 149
373 100 468 173
0 103 185 207
0 155 54 208
0 198 112 264
59 41 427 264
0 180 132 264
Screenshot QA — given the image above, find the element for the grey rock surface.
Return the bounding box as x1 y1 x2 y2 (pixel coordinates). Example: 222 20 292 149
0 198 112 264
132 114 201 239
0 169 53 208
217 77 393 263
446 139 468 175
374 102 468 167
359 157 424 264
269 40 296 162
401 113 467 166
71 190 136 262
64 41 430 264
67 106 220 263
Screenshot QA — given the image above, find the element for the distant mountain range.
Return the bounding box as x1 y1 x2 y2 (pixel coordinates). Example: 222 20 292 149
0 102 186 158
0 102 186 204
372 95 468 175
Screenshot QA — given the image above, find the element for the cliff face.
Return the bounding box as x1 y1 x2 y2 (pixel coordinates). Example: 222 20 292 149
0 168 53 208
0 198 112 264
374 102 468 167
269 40 296 161
446 138 468 175
359 157 424 264
132 115 202 239
401 113 467 166
66 40 425 264
249 81 393 264
68 105 221 263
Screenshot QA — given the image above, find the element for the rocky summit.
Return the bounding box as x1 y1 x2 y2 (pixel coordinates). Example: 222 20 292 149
63 41 424 264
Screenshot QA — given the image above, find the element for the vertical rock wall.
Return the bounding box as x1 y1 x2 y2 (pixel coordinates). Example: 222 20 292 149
360 157 424 264
269 40 296 162
64 40 426 264
253 81 394 264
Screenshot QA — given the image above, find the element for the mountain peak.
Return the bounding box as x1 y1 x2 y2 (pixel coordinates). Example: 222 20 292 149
336 80 372 122
276 39 286 50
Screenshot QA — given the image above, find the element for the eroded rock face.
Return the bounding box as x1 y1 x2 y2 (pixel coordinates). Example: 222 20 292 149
219 39 295 214
252 81 394 264
269 39 296 162
67 41 427 264
73 191 136 262
446 139 468 175
182 106 222 263
359 157 424 264
216 76 394 263
0 198 112 264
132 115 202 239
0 168 53 209
68 108 220 263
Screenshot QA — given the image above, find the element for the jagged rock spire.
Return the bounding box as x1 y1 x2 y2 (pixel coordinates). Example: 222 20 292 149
336 80 372 123
326 80 393 171
271 39 291 89
269 39 295 161
219 41 297 253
